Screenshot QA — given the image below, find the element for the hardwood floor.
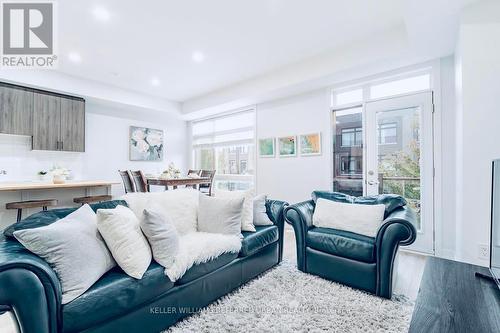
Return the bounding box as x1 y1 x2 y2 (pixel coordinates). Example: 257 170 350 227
283 224 427 301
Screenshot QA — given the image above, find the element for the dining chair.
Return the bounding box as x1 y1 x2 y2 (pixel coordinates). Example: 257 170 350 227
130 170 149 192
187 169 202 177
199 170 216 196
118 170 136 193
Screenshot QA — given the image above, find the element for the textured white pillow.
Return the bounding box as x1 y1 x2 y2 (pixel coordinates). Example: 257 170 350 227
97 205 152 279
312 199 385 237
253 194 273 226
13 204 115 304
123 189 199 235
215 189 256 232
140 206 179 269
198 194 245 236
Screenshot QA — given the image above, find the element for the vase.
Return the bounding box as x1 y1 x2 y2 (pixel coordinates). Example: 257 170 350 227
53 175 66 184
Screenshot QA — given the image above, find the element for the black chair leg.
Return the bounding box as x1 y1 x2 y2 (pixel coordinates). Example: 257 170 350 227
42 206 47 211
16 209 22 223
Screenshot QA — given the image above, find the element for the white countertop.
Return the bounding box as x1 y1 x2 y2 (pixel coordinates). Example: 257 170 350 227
0 180 120 192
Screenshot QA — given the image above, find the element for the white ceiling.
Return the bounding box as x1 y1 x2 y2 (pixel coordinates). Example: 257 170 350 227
57 0 407 102
55 0 481 110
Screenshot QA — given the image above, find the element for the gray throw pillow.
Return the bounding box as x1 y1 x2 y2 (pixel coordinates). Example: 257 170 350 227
197 194 244 236
140 207 179 269
253 194 273 226
13 204 116 304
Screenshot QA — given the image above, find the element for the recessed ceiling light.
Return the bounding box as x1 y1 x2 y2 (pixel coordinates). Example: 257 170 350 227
192 51 205 63
151 78 161 86
92 6 111 22
68 52 82 63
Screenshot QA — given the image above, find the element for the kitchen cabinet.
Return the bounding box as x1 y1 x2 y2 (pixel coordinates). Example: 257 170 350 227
32 93 85 152
0 84 33 136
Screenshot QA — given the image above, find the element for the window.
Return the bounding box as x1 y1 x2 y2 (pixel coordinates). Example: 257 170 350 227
370 74 430 99
378 122 397 144
341 127 362 147
192 110 255 191
340 156 362 175
335 88 363 106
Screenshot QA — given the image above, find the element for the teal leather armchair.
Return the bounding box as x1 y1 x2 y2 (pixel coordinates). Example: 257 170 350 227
284 192 416 299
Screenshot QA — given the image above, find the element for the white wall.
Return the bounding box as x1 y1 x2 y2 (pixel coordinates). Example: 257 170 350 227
84 108 187 197
435 56 457 259
454 0 500 266
256 90 331 204
0 102 188 228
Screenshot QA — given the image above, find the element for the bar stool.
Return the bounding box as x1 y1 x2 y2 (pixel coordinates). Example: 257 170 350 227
73 195 112 205
6 199 58 223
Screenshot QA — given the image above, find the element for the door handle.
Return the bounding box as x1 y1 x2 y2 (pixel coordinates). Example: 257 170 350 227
367 180 379 185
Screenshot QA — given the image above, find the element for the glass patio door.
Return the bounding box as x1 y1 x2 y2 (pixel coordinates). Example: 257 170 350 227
365 92 434 254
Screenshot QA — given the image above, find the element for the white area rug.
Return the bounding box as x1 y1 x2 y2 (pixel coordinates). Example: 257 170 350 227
166 260 414 332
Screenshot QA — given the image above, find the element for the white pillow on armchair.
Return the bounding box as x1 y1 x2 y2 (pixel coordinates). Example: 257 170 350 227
312 198 385 237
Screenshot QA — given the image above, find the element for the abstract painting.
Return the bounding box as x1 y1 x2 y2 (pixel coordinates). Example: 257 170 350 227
278 136 297 157
259 138 275 157
129 126 164 161
300 133 322 156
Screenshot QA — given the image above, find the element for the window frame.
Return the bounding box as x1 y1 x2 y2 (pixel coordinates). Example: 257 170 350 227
190 107 256 191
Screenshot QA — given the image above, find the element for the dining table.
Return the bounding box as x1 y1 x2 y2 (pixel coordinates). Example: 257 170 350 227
146 177 212 193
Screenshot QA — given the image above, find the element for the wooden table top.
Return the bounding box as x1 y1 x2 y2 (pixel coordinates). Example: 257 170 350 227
409 257 500 333
0 180 120 192
147 177 211 186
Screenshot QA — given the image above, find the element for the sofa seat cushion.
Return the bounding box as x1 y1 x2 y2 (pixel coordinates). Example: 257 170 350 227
176 252 238 285
306 227 376 263
239 225 278 257
63 262 173 332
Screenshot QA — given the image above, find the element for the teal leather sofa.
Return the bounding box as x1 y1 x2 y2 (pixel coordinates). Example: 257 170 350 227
0 199 287 333
284 191 416 299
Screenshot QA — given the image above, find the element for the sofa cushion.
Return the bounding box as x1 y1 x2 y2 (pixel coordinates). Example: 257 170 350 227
176 252 238 285
239 225 278 257
3 200 128 238
63 262 174 332
311 191 406 218
306 227 376 263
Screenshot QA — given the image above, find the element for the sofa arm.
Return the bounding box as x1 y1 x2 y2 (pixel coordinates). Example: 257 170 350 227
375 206 417 298
284 200 315 271
0 235 61 333
266 200 288 262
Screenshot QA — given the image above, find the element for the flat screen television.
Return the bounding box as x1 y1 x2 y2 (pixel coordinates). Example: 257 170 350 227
489 159 500 289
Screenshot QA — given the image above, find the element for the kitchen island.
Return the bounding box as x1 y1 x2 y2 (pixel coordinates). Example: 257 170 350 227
0 180 119 229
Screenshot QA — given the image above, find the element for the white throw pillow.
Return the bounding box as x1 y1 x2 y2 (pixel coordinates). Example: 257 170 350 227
13 204 116 304
253 194 273 226
215 189 256 232
140 206 179 269
312 199 385 237
123 189 199 235
97 205 152 279
197 194 245 236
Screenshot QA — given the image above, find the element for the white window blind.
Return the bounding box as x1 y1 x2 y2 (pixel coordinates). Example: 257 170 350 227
191 109 255 191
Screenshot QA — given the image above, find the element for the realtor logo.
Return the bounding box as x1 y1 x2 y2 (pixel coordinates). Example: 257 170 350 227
1 1 57 68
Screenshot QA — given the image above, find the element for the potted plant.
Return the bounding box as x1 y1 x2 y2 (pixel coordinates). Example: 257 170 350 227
160 163 181 179
37 170 48 181
50 166 70 184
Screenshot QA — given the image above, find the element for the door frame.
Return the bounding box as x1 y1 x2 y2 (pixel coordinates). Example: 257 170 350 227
364 91 435 254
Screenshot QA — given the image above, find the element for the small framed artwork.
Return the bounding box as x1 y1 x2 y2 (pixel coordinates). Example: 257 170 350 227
129 126 164 161
300 133 322 156
259 138 275 158
278 136 297 157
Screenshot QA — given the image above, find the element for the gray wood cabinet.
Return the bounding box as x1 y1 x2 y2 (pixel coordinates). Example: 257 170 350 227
33 93 61 151
32 93 85 152
0 84 33 136
60 97 85 152
0 82 85 152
